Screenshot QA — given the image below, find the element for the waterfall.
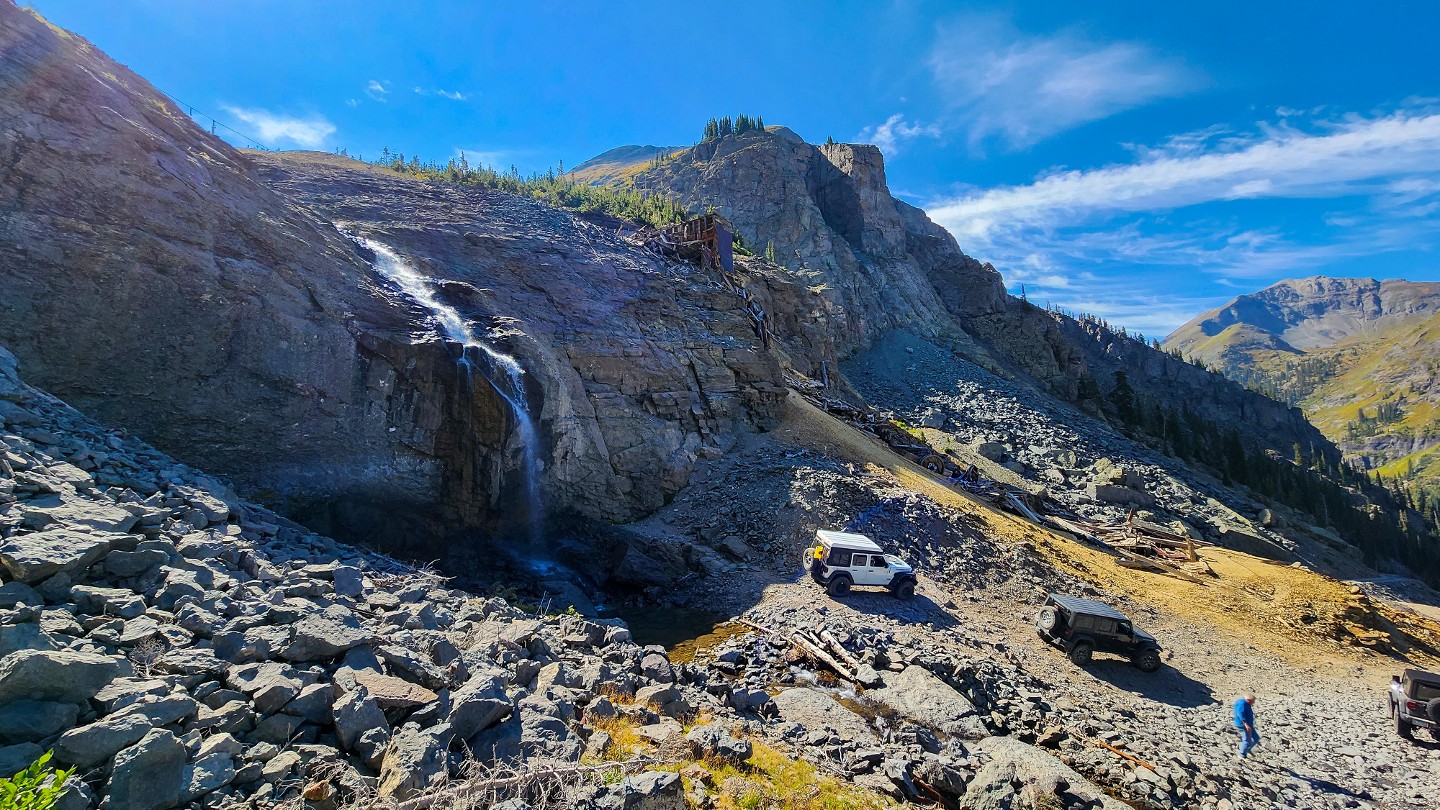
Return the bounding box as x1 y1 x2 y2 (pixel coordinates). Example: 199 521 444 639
356 236 544 542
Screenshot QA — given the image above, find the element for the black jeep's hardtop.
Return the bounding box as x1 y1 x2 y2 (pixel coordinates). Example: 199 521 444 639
1035 592 1163 672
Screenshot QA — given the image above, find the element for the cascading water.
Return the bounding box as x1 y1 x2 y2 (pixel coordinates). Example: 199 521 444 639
355 235 544 543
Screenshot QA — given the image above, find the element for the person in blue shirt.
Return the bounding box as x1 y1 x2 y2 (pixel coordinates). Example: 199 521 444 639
1233 693 1259 758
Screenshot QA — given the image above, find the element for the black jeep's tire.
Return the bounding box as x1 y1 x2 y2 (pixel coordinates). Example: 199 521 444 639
1068 643 1093 666
1133 649 1162 673
1395 709 1412 740
892 580 915 600
1036 607 1059 633
827 576 852 597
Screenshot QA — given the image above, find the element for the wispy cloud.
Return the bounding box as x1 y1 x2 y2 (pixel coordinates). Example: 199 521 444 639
855 114 940 156
929 15 1199 150
925 108 1440 334
365 79 390 101
220 106 336 148
929 110 1440 243
412 87 467 101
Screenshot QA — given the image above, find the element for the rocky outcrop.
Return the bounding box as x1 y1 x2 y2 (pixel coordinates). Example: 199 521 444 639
253 153 787 531
0 6 789 553
624 129 1007 365
608 129 1332 464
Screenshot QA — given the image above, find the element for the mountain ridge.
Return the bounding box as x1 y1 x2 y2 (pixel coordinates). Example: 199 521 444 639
1164 275 1440 518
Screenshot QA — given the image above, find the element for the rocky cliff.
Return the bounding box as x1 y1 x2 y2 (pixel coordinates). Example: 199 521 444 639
0 6 789 555
602 128 1332 463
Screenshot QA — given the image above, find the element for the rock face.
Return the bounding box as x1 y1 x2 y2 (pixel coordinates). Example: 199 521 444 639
606 129 1333 466
253 153 787 530
625 131 1007 370
0 6 787 551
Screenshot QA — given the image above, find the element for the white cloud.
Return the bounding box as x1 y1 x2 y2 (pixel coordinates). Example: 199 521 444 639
855 114 940 156
220 106 336 148
928 110 1440 244
929 15 1199 150
365 79 390 101
414 87 467 101
344 98 359 108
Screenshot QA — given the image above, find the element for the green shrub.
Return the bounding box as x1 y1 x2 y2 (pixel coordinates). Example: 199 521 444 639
0 752 75 810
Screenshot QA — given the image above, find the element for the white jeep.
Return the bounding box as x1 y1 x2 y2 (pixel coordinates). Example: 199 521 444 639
803 529 916 600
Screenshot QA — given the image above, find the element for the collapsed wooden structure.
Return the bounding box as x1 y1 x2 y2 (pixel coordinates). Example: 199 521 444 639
625 213 772 348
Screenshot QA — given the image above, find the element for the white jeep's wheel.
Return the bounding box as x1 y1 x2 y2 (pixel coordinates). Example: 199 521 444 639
827 576 852 597
892 580 915 600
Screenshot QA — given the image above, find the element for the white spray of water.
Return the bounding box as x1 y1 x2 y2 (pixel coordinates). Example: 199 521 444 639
358 236 544 542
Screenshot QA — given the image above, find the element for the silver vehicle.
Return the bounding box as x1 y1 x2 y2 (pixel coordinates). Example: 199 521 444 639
802 529 916 600
1390 668 1440 741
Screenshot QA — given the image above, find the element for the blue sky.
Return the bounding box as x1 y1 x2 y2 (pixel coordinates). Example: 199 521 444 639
30 0 1440 336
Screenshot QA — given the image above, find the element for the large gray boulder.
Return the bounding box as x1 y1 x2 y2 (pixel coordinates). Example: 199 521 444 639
595 771 685 810
0 529 117 583
771 688 877 742
55 713 154 768
963 737 1130 810
449 673 512 739
0 650 122 705
0 621 57 658
0 742 43 778
0 700 78 745
107 729 187 810
333 688 390 768
281 605 370 661
865 665 986 738
376 723 454 800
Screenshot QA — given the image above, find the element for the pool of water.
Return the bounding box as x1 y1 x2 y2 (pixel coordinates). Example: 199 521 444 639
598 605 737 658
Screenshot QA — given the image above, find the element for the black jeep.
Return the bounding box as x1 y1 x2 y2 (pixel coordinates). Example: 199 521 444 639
1035 593 1162 672
1390 668 1440 741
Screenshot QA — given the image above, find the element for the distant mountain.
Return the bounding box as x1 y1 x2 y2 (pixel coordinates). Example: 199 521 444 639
567 144 678 185
1165 277 1440 494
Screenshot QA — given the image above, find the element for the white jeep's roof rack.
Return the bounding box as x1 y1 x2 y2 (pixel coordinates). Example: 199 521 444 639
815 529 883 553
